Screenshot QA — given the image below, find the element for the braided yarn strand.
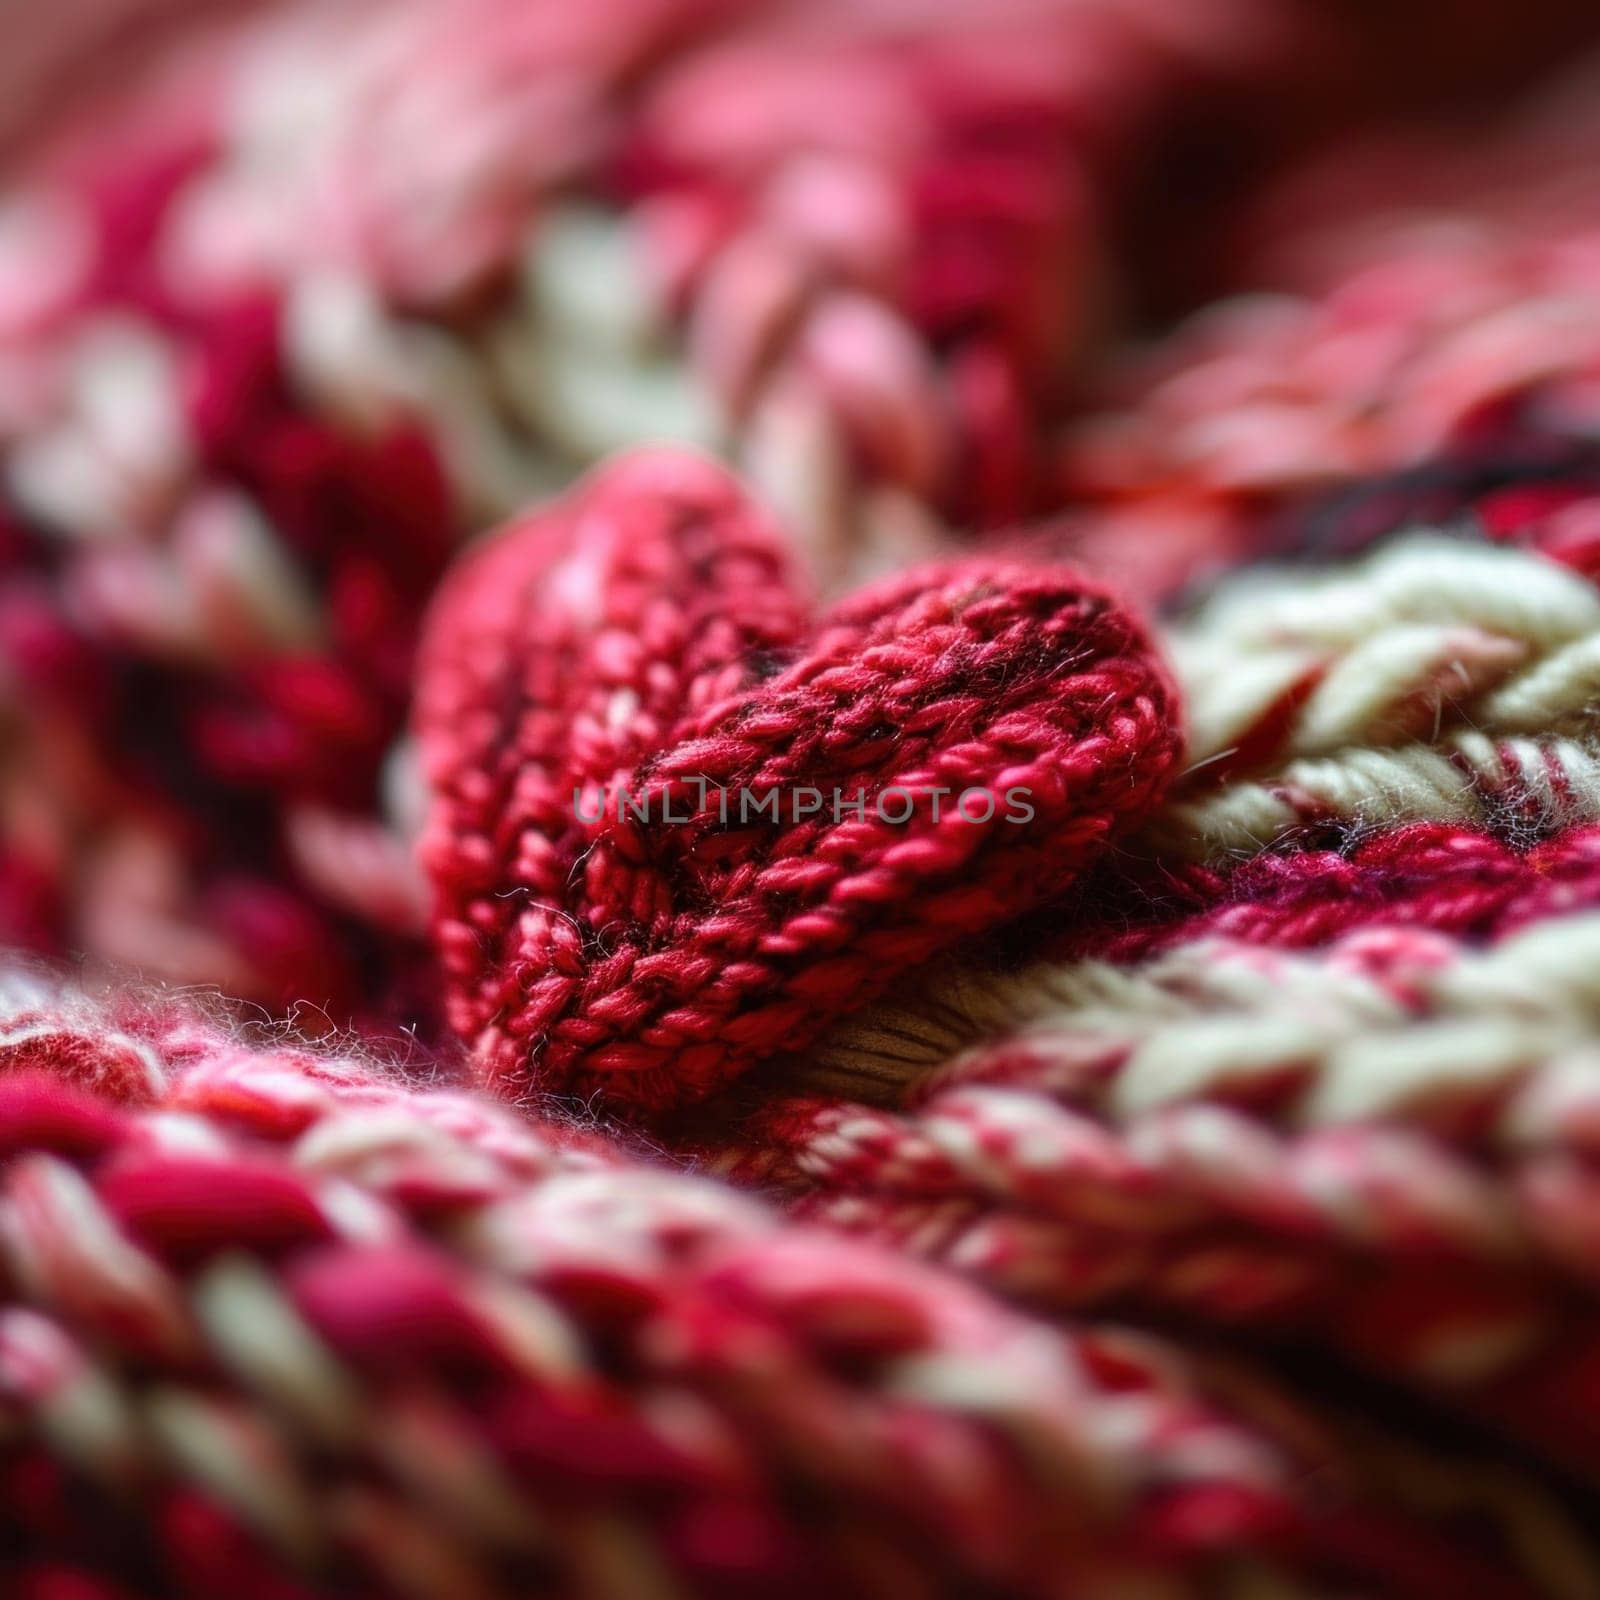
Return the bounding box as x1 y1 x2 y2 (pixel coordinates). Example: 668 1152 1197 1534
719 894 1600 1477
417 451 1182 1113
674 500 1600 1486
6 972 1591 1598
1151 535 1600 859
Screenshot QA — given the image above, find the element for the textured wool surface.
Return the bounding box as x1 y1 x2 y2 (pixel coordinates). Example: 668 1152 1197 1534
12 2 1600 1597
416 451 1179 1113
1 0 1595 1018
718 913 1600 1467
1 974 1598 1599
1 0 1292 1017
699 512 1600 1492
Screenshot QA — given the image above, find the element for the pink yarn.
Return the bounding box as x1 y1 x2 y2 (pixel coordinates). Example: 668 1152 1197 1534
1049 89 1600 606
1042 821 1600 964
0 975 1572 1598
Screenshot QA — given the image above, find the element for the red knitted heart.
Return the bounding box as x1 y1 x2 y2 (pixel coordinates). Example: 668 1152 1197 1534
417 451 1181 1113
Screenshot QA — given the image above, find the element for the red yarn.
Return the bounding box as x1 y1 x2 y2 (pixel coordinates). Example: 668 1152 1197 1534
1045 820 1600 963
15 12 1600 1594
0 277 455 1019
0 975 1566 1599
5 0 1598 1024
417 450 1181 1113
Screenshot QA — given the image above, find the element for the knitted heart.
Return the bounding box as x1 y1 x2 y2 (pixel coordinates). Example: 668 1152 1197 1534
417 450 1181 1113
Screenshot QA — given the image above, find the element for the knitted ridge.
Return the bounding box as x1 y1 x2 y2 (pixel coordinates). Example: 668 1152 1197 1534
0 0 1243 1015
1054 820 1600 964
6 0 1592 1014
1012 512 1600 961
794 513 1600 986
719 914 1600 1469
7 972 1591 1599
416 451 1181 1113
976 514 1600 949
694 513 1600 1482
1152 532 1600 858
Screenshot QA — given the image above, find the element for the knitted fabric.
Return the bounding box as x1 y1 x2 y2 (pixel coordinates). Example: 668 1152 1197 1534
2 0 1592 1017
9 975 1595 1599
694 509 1600 1489
415 444 1600 1563
717 915 1600 1469
0 0 1308 1018
14 5 1600 1597
1049 80 1600 608
416 451 1179 1112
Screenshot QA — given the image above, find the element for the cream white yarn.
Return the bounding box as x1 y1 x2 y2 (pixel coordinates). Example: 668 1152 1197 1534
1157 535 1600 858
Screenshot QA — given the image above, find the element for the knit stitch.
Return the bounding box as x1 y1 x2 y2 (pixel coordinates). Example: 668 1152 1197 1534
699 506 1600 1484
14 6 1600 1597
7 974 1590 1598
416 451 1181 1113
7 0 1590 1014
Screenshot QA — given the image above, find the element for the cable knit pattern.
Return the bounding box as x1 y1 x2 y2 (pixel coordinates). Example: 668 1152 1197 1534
713 912 1600 1475
1151 536 1600 857
18 8 1600 1597
416 451 1181 1113
10 973 1596 1598
686 507 1600 1486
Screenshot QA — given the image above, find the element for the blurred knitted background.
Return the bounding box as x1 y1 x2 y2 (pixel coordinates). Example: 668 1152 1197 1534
10 4 1600 1595
3 0 1597 1030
